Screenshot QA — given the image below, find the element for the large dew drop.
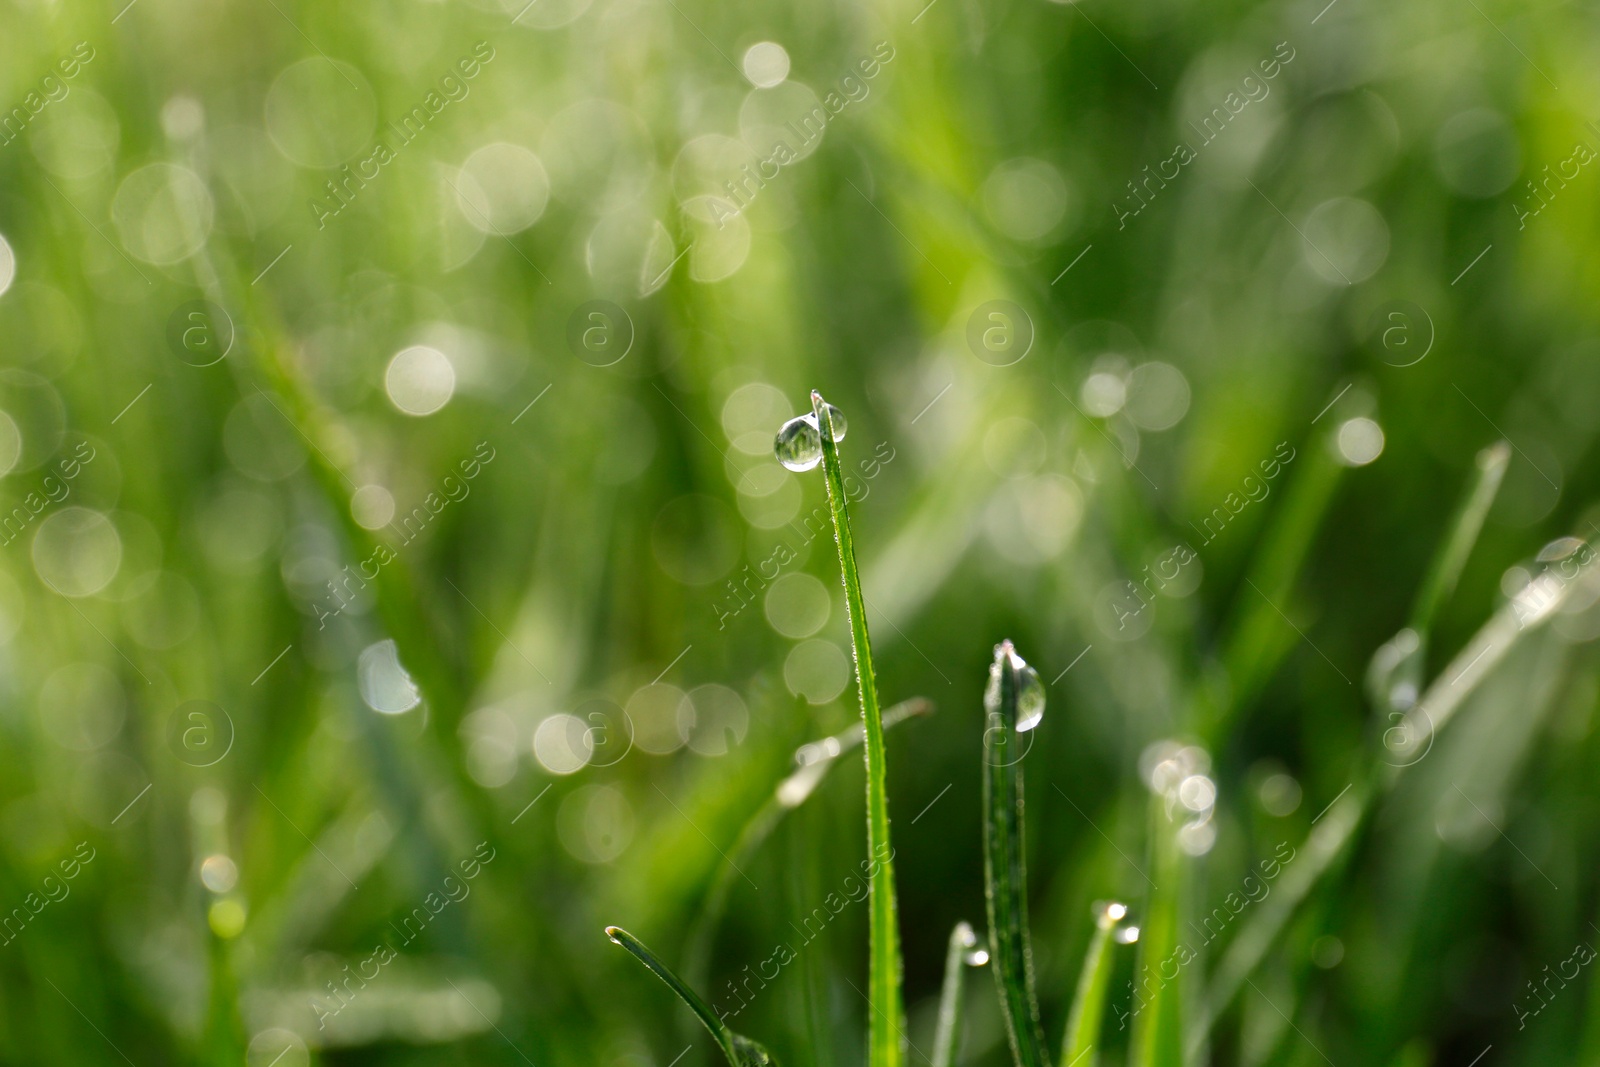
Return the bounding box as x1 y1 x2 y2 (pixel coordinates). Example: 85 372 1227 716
773 403 847 472
984 640 1046 732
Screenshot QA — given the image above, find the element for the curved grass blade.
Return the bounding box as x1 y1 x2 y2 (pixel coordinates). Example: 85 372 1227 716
815 391 904 1067
605 927 778 1067
1061 903 1132 1067
933 922 985 1067
684 698 934 989
983 642 1049 1067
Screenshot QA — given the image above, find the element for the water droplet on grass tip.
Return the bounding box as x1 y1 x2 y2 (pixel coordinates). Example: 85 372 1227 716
773 403 846 472
984 640 1046 732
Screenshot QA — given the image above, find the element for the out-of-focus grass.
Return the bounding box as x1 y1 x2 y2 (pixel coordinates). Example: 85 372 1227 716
0 0 1598 1065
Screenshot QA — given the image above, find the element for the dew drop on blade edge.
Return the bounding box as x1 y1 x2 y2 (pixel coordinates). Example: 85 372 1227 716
773 403 846 472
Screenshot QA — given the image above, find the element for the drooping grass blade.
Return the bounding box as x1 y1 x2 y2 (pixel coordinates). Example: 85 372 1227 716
933 922 985 1067
605 927 778 1067
684 698 934 989
815 391 905 1067
1061 903 1131 1067
982 642 1049 1067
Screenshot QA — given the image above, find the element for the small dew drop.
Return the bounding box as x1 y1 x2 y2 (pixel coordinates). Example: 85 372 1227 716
965 947 991 967
773 403 846 472
1115 925 1141 944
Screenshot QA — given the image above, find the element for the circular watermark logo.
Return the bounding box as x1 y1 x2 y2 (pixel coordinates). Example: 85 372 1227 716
966 300 1034 367
1379 706 1433 767
167 700 235 767
567 300 634 367
574 697 635 768
166 300 235 367
983 715 1036 767
1366 300 1432 368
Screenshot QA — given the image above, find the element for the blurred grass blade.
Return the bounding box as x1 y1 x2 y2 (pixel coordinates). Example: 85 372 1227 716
1129 794 1183 1067
1370 441 1511 713
685 698 934 989
1061 903 1131 1067
982 642 1049 1067
1408 442 1510 636
815 391 904 1067
605 927 778 1067
933 921 984 1067
1198 533 1600 1047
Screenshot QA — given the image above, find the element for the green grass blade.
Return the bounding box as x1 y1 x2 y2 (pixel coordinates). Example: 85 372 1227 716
982 642 1049 1067
1061 904 1130 1067
1128 795 1184 1067
685 698 934 989
815 391 904 1067
933 922 982 1067
1407 441 1510 637
605 927 778 1067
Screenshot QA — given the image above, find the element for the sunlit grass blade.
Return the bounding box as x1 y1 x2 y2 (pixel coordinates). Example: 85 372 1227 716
605 927 778 1067
933 921 984 1067
1061 903 1132 1067
815 391 904 1067
1196 521 1600 1048
684 698 934 988
1128 795 1183 1067
1370 441 1511 713
982 642 1049 1067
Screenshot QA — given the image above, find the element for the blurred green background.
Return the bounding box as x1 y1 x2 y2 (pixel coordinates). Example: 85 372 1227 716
1 0 1598 1063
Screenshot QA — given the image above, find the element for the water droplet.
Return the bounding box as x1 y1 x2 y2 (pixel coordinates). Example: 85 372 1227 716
1537 536 1587 563
984 640 1046 731
773 403 846 471
965 947 991 967
1114 925 1141 944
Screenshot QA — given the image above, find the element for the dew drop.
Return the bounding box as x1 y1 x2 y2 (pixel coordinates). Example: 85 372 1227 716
984 640 1046 732
773 403 846 472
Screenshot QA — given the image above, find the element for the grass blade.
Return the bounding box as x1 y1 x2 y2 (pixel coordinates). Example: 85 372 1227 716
605 926 778 1067
684 698 934 989
933 922 984 1067
1061 903 1131 1067
982 642 1049 1067
1407 441 1510 637
1128 794 1184 1067
815 391 905 1067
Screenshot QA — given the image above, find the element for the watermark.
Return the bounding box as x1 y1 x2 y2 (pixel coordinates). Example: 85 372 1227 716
165 300 235 367
0 841 96 947
566 300 634 367
1113 41 1296 230
1515 940 1595 1029
0 440 99 548
0 42 96 146
314 440 497 628
966 300 1034 366
1365 299 1432 368
1514 136 1596 230
166 699 235 767
712 441 896 629
310 841 497 1029
1186 441 1296 546
1108 542 1199 632
309 42 497 229
1117 841 1297 1028
712 844 892 1023
706 42 897 229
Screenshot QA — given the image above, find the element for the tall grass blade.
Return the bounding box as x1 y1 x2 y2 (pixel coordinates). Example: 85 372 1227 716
1408 442 1510 636
933 922 983 1067
814 391 904 1067
982 642 1049 1067
1061 903 1130 1067
605 927 778 1067
1128 795 1184 1067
